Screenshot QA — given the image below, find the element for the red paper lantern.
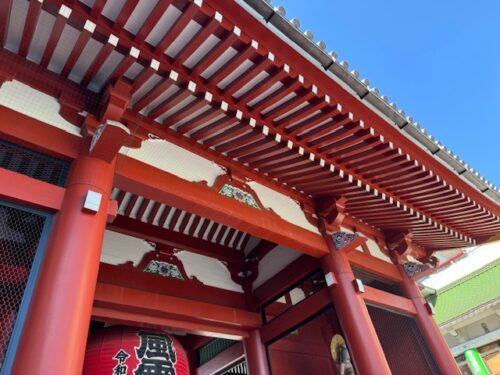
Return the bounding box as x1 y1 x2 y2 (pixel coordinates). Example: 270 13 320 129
83 326 190 375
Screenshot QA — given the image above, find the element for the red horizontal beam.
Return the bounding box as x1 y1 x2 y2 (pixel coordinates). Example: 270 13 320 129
362 286 416 315
0 167 64 211
261 288 330 343
347 250 402 282
98 263 247 310
115 155 328 258
92 306 248 340
253 255 319 307
93 282 261 338
0 105 79 159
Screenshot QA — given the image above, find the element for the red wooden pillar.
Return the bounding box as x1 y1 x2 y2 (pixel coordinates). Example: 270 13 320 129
395 261 460 374
243 330 269 375
320 233 392 374
12 144 116 375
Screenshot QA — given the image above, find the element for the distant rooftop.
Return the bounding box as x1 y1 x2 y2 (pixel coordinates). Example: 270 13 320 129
422 241 500 291
432 259 500 325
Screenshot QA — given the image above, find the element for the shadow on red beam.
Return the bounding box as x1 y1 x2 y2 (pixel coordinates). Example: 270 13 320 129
0 167 64 211
196 342 244 375
93 282 261 338
92 306 248 340
261 289 331 344
115 156 328 258
347 250 402 282
98 263 247 310
362 286 416 315
254 255 320 307
0 105 80 159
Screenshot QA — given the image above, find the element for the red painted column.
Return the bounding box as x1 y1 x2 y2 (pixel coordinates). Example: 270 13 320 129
12 144 116 375
243 330 270 375
320 234 392 374
395 260 460 375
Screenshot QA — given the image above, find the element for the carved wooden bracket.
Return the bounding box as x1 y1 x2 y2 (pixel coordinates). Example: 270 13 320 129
386 231 428 260
387 232 439 279
230 239 276 289
315 196 347 231
81 80 147 163
402 262 431 279
99 79 132 122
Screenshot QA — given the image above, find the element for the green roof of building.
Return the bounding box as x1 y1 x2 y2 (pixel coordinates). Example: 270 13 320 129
433 260 500 325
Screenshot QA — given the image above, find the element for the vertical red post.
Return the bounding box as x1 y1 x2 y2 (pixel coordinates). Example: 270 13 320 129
320 232 392 374
243 330 270 375
12 144 116 375
395 261 461 374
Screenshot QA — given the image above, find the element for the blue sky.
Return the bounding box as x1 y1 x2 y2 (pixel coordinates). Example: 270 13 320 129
278 0 500 187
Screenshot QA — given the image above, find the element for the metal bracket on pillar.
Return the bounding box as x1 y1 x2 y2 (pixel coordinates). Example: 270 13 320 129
353 278 365 294
324 271 337 287
425 301 436 315
83 190 102 213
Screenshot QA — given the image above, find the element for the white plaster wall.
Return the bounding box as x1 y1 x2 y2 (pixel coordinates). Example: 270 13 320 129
174 250 243 293
290 287 306 305
247 181 320 234
100 230 155 266
252 245 302 289
121 139 226 187
0 80 81 136
366 238 392 263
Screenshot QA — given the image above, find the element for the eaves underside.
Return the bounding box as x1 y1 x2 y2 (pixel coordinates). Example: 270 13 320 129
1 0 499 250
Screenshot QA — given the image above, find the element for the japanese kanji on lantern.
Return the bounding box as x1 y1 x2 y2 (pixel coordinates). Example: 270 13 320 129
83 326 189 375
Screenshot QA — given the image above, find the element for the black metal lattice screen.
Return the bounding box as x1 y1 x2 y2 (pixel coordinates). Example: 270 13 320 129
198 338 238 367
367 305 440 375
0 202 48 370
0 140 69 187
222 360 247 375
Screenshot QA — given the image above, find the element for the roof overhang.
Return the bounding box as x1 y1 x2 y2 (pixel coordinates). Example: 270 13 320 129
1 0 498 251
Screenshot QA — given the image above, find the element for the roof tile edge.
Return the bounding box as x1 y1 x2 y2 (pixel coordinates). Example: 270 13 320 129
241 0 500 205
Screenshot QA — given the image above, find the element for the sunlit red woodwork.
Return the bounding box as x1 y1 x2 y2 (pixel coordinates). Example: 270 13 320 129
0 1 497 374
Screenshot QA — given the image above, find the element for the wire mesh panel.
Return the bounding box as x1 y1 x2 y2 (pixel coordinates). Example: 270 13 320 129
0 140 69 186
0 202 49 371
367 305 440 375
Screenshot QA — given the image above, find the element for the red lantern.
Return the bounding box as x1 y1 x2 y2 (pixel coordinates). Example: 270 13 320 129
83 326 190 375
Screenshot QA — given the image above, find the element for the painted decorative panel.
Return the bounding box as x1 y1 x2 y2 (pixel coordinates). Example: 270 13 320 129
332 232 359 250
403 262 430 279
144 260 184 280
218 184 260 209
